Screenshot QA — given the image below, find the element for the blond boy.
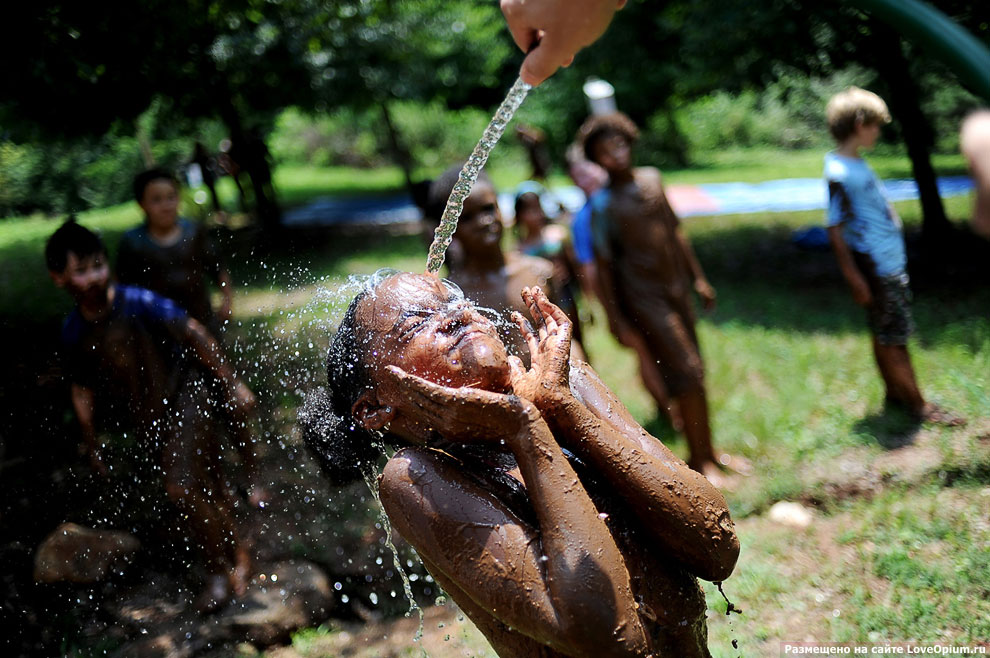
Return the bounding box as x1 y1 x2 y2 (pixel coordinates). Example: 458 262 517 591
824 87 962 425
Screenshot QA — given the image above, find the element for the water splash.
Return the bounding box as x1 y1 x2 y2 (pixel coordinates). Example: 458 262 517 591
425 76 532 274
362 466 425 645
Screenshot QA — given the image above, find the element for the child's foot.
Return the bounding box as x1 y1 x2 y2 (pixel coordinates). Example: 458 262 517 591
915 403 966 427
230 549 251 598
717 452 753 476
195 573 232 614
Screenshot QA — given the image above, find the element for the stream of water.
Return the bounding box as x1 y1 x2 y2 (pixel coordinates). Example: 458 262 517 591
425 76 532 273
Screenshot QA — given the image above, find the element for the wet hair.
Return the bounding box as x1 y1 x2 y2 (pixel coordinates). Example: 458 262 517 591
45 217 105 273
301 289 383 485
423 163 493 223
578 112 640 164
826 87 891 142
133 167 179 203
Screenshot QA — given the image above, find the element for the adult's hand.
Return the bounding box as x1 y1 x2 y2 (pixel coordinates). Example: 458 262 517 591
501 0 626 86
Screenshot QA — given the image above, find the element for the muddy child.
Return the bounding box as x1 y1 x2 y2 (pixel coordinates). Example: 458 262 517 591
579 112 745 487
47 219 254 611
305 272 739 657
824 87 963 425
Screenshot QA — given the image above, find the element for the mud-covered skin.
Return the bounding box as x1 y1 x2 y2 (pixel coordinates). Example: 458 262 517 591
350 273 737 656
445 180 553 362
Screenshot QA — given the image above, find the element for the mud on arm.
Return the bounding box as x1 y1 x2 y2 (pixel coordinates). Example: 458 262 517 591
377 369 650 657
546 362 739 583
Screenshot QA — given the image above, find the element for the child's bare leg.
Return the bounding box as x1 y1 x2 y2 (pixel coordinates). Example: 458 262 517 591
679 389 748 488
632 341 683 431
871 338 900 405
875 342 965 426
164 471 237 608
163 422 246 610
201 434 252 595
874 341 925 413
679 389 716 469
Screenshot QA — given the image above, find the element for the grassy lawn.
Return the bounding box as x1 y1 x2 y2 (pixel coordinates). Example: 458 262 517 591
210 190 987 657
4 151 987 657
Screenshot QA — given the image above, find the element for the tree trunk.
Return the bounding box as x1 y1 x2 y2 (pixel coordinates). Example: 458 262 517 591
136 121 156 168
380 101 416 197
869 20 951 247
217 95 282 231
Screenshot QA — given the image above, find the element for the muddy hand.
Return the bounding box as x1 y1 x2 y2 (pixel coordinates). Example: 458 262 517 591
694 279 717 312
509 286 572 411
384 366 535 444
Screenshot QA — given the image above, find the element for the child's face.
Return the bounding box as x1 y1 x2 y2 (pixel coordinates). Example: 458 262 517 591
454 182 503 255
516 195 545 233
856 120 882 149
591 132 632 175
139 179 180 231
52 251 110 304
357 272 511 398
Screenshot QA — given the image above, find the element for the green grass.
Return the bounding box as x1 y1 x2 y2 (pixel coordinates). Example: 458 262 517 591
660 147 969 185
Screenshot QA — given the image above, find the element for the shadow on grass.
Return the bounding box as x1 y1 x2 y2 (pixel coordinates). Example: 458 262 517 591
852 407 922 450
690 219 990 352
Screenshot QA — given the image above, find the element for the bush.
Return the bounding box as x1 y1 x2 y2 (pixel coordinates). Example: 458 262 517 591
0 99 223 220
267 102 529 179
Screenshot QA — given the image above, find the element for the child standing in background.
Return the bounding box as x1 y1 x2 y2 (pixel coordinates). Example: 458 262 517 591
118 168 267 505
580 113 745 488
824 87 963 425
118 168 233 336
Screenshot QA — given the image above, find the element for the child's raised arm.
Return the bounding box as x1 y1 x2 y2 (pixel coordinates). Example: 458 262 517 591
521 287 738 582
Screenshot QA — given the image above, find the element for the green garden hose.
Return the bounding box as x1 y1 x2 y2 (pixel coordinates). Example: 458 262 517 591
844 0 990 101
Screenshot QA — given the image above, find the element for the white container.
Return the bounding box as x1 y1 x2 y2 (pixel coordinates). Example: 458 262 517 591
583 78 617 115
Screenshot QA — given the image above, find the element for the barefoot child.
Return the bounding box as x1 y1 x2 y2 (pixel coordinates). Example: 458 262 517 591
47 219 253 610
305 272 739 656
578 112 743 486
824 87 963 425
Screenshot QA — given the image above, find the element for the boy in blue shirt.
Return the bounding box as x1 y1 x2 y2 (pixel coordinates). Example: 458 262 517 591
46 219 255 610
824 87 962 425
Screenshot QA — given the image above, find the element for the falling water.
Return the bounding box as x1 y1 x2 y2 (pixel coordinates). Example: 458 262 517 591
425 76 532 274
362 467 426 645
